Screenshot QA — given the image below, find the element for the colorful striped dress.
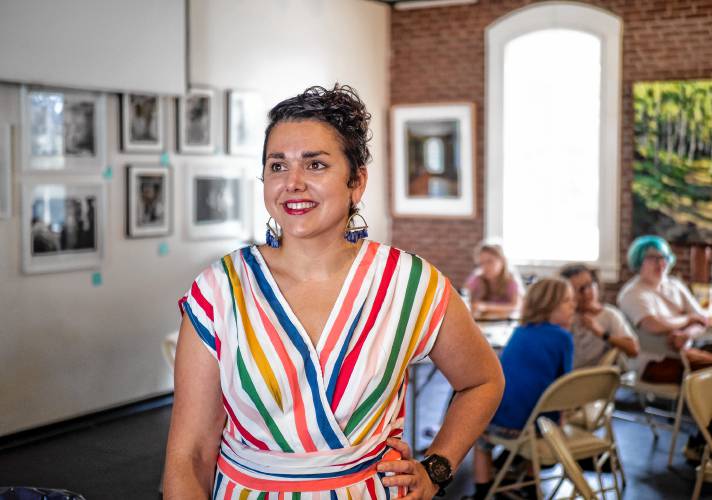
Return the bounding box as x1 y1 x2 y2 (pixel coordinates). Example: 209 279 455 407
179 241 451 499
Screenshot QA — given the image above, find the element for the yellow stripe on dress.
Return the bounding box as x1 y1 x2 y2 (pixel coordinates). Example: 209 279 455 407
225 254 284 411
353 265 439 444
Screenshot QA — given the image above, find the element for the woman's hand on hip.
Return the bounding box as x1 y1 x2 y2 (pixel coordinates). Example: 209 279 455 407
377 437 439 499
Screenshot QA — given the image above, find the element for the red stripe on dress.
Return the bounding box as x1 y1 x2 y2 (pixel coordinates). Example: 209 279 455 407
240 254 318 453
192 280 215 321
216 449 400 493
319 242 379 371
223 395 269 451
331 247 400 411
224 480 236 499
365 477 377 499
178 296 188 315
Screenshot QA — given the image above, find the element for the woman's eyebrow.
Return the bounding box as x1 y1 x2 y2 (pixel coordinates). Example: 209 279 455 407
302 150 330 158
266 152 285 159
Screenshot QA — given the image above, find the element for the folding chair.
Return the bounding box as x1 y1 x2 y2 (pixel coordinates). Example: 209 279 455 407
683 367 712 500
538 417 596 500
620 333 691 467
485 367 622 500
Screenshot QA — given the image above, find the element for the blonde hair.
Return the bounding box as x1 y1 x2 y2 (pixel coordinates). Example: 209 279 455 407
521 278 571 325
474 243 514 301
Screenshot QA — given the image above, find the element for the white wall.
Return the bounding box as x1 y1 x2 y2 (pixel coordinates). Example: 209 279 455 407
0 0 390 436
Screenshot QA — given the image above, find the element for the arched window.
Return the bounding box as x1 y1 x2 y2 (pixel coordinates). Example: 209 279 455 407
486 3 622 280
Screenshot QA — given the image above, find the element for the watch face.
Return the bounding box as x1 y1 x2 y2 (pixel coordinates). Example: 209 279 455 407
425 455 452 483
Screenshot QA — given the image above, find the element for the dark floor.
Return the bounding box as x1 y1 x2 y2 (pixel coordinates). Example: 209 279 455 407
0 373 709 499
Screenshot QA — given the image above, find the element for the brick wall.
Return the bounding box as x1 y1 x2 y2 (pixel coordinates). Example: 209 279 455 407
389 0 712 291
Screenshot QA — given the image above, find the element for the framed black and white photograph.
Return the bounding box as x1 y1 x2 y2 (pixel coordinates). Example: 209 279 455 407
20 86 107 172
185 164 250 240
226 90 264 156
126 165 171 238
0 124 11 219
120 93 164 153
176 88 217 154
22 180 106 274
391 103 475 218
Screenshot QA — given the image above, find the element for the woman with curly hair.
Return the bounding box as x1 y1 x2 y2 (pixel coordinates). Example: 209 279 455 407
164 84 504 499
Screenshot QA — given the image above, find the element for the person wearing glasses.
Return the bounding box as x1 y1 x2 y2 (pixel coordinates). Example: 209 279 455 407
618 235 712 463
560 264 639 368
618 235 711 383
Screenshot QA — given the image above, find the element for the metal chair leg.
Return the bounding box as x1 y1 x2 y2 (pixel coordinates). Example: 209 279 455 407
667 388 686 467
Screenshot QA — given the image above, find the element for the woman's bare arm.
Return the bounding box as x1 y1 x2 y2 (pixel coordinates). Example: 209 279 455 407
427 285 505 469
163 316 226 499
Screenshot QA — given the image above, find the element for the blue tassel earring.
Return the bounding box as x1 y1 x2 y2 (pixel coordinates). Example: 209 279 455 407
344 208 369 244
265 217 282 248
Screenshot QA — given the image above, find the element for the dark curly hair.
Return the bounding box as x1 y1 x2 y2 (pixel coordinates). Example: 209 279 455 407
261 84 372 188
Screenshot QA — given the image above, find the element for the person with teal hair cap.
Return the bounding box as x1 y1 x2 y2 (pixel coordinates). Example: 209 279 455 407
626 235 676 273
618 234 712 463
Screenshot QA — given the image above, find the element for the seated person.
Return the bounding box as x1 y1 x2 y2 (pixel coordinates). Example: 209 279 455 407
560 263 639 368
463 278 575 500
618 235 712 464
617 235 711 383
462 242 524 320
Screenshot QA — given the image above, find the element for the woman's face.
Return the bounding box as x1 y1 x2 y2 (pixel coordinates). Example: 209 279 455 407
262 120 366 243
478 250 504 281
549 284 576 329
639 248 668 283
568 270 598 310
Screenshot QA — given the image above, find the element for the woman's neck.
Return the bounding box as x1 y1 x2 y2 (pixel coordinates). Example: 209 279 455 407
263 234 362 282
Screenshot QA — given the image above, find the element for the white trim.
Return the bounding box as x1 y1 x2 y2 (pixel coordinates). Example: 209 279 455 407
394 0 478 10
485 2 622 282
0 124 11 219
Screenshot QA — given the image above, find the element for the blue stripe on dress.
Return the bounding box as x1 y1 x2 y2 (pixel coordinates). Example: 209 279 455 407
213 471 224 500
184 301 216 351
326 304 364 404
242 247 344 450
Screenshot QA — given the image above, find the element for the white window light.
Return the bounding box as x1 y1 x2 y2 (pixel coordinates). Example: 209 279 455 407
486 2 622 281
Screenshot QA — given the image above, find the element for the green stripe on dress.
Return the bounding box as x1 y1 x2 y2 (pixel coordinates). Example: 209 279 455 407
223 257 293 452
343 255 422 434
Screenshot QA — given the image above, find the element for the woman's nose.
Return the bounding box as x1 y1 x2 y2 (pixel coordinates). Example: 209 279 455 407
286 166 306 191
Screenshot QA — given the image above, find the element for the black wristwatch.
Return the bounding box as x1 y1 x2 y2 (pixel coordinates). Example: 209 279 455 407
602 331 611 342
420 454 453 497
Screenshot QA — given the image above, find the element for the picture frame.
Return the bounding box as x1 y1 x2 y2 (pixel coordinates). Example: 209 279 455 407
126 165 172 238
0 124 11 219
185 163 251 240
20 86 107 173
120 93 165 153
22 179 106 274
226 90 264 156
391 103 475 218
176 88 217 155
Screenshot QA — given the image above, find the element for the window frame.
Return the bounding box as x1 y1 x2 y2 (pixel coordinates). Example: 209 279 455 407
485 2 622 281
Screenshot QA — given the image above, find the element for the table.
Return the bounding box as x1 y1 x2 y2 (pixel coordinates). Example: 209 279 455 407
407 319 518 451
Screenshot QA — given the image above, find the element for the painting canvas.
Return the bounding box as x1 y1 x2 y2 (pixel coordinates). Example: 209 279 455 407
126 165 171 238
185 164 250 240
121 93 164 153
22 180 105 274
391 103 475 217
226 90 264 156
633 80 712 244
177 88 216 154
20 86 106 172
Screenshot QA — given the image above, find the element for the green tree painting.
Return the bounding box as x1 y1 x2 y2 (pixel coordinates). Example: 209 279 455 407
633 80 712 244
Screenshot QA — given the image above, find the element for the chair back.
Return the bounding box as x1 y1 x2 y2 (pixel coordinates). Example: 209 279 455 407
162 331 179 374
684 367 712 448
598 348 620 367
537 417 596 500
531 367 620 423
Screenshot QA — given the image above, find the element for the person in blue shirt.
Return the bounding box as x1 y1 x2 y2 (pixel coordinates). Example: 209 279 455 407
463 277 575 500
